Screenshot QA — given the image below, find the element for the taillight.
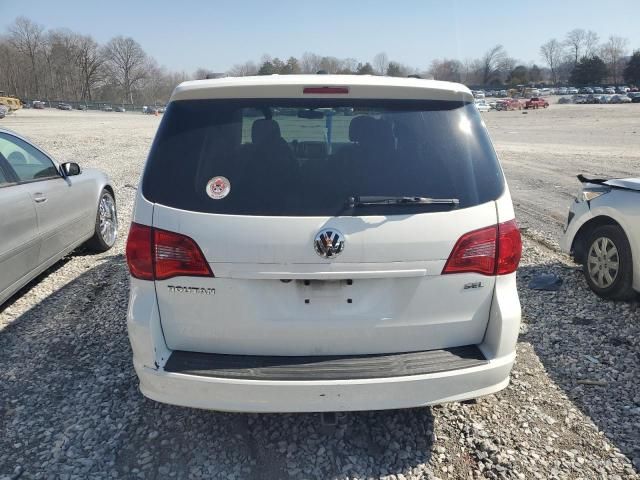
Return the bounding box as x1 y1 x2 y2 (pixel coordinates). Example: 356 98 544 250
495 220 522 275
126 223 153 280
125 223 213 281
153 228 212 280
442 220 521 276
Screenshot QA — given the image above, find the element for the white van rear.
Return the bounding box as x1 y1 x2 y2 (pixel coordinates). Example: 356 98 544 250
126 75 521 412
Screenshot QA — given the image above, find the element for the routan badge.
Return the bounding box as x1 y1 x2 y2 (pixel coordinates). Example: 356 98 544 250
206 176 230 200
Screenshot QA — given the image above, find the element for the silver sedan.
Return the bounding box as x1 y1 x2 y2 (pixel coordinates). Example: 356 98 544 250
561 176 639 300
0 128 117 306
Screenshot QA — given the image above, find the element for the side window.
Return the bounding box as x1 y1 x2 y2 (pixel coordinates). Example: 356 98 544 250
0 133 59 182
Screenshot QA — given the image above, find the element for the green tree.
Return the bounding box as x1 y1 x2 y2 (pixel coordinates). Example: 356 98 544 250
280 56 300 74
570 55 607 85
507 65 529 86
386 62 402 77
258 61 276 75
623 50 640 86
356 62 374 75
529 64 542 83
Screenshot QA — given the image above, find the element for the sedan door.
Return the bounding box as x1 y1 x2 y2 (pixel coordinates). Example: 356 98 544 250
0 133 94 266
0 155 40 303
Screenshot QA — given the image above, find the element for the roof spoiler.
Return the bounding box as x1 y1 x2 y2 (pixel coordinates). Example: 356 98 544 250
577 174 608 185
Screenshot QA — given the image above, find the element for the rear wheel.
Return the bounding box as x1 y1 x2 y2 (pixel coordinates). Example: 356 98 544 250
86 189 118 252
582 225 635 300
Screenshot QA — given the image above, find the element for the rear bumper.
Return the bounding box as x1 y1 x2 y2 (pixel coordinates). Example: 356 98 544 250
127 273 521 412
135 352 514 412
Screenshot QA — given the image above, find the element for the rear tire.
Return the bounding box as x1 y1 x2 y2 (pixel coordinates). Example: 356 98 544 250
582 225 635 300
86 189 118 252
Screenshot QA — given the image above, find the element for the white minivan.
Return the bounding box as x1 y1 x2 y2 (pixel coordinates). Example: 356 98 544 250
126 75 522 412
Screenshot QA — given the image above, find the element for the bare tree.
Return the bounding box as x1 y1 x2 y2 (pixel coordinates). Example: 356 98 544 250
0 37 23 96
76 35 104 101
103 36 149 103
565 28 587 65
300 52 322 73
372 52 389 75
480 45 508 85
319 56 342 74
226 61 257 76
540 39 564 85
429 59 463 82
8 16 44 96
601 36 629 84
584 30 599 57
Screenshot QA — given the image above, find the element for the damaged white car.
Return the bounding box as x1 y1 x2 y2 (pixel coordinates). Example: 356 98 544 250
561 175 640 300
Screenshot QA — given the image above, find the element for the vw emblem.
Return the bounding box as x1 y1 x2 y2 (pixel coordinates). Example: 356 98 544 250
314 229 345 259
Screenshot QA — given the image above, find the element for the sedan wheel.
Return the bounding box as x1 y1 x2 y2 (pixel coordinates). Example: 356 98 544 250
587 237 619 289
98 192 118 247
86 189 118 252
582 225 635 300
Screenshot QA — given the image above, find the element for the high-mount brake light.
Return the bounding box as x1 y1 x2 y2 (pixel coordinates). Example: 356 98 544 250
442 220 521 276
303 86 349 94
125 223 213 281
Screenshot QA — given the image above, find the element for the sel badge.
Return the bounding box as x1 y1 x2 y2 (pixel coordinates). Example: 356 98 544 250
206 176 230 200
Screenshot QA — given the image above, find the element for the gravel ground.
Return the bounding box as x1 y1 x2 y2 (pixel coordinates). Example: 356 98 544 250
0 107 638 479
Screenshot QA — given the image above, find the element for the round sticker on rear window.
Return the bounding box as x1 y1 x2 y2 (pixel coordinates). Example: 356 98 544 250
206 176 231 200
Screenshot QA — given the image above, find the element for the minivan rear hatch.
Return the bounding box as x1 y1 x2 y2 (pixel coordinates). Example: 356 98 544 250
142 92 507 356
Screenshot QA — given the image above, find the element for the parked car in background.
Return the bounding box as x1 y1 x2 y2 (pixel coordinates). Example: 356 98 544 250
499 98 523 110
101 105 113 112
524 97 549 109
567 87 579 94
126 75 522 412
0 128 118 306
562 175 639 300
76 104 87 111
0 105 7 119
610 94 631 104
600 95 613 104
144 106 158 115
557 96 573 104
57 103 72 111
617 86 629 93
557 87 568 95
475 99 490 112
605 87 616 94
115 106 126 113
33 101 45 109
629 92 640 103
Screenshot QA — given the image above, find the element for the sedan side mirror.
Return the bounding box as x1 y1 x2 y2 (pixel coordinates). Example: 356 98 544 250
61 162 81 177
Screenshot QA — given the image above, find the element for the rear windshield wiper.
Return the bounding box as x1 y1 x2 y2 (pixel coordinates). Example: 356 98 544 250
347 196 460 208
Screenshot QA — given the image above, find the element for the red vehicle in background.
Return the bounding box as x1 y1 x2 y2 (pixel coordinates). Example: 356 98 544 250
524 97 549 109
495 98 523 111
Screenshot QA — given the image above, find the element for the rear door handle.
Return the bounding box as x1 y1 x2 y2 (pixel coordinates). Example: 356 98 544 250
33 193 47 203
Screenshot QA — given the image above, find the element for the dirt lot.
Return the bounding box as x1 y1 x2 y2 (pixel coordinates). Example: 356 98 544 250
0 106 639 480
485 103 640 244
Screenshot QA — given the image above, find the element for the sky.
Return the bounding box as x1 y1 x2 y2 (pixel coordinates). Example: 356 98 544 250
2 0 639 74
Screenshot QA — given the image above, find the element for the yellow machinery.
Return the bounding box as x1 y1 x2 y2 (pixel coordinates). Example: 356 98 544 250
0 92 22 111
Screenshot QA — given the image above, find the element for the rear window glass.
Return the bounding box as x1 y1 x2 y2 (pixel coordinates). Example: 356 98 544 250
142 99 504 216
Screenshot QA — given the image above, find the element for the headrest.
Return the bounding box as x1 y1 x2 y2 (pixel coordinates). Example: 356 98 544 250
348 115 377 142
349 116 395 151
252 119 281 145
